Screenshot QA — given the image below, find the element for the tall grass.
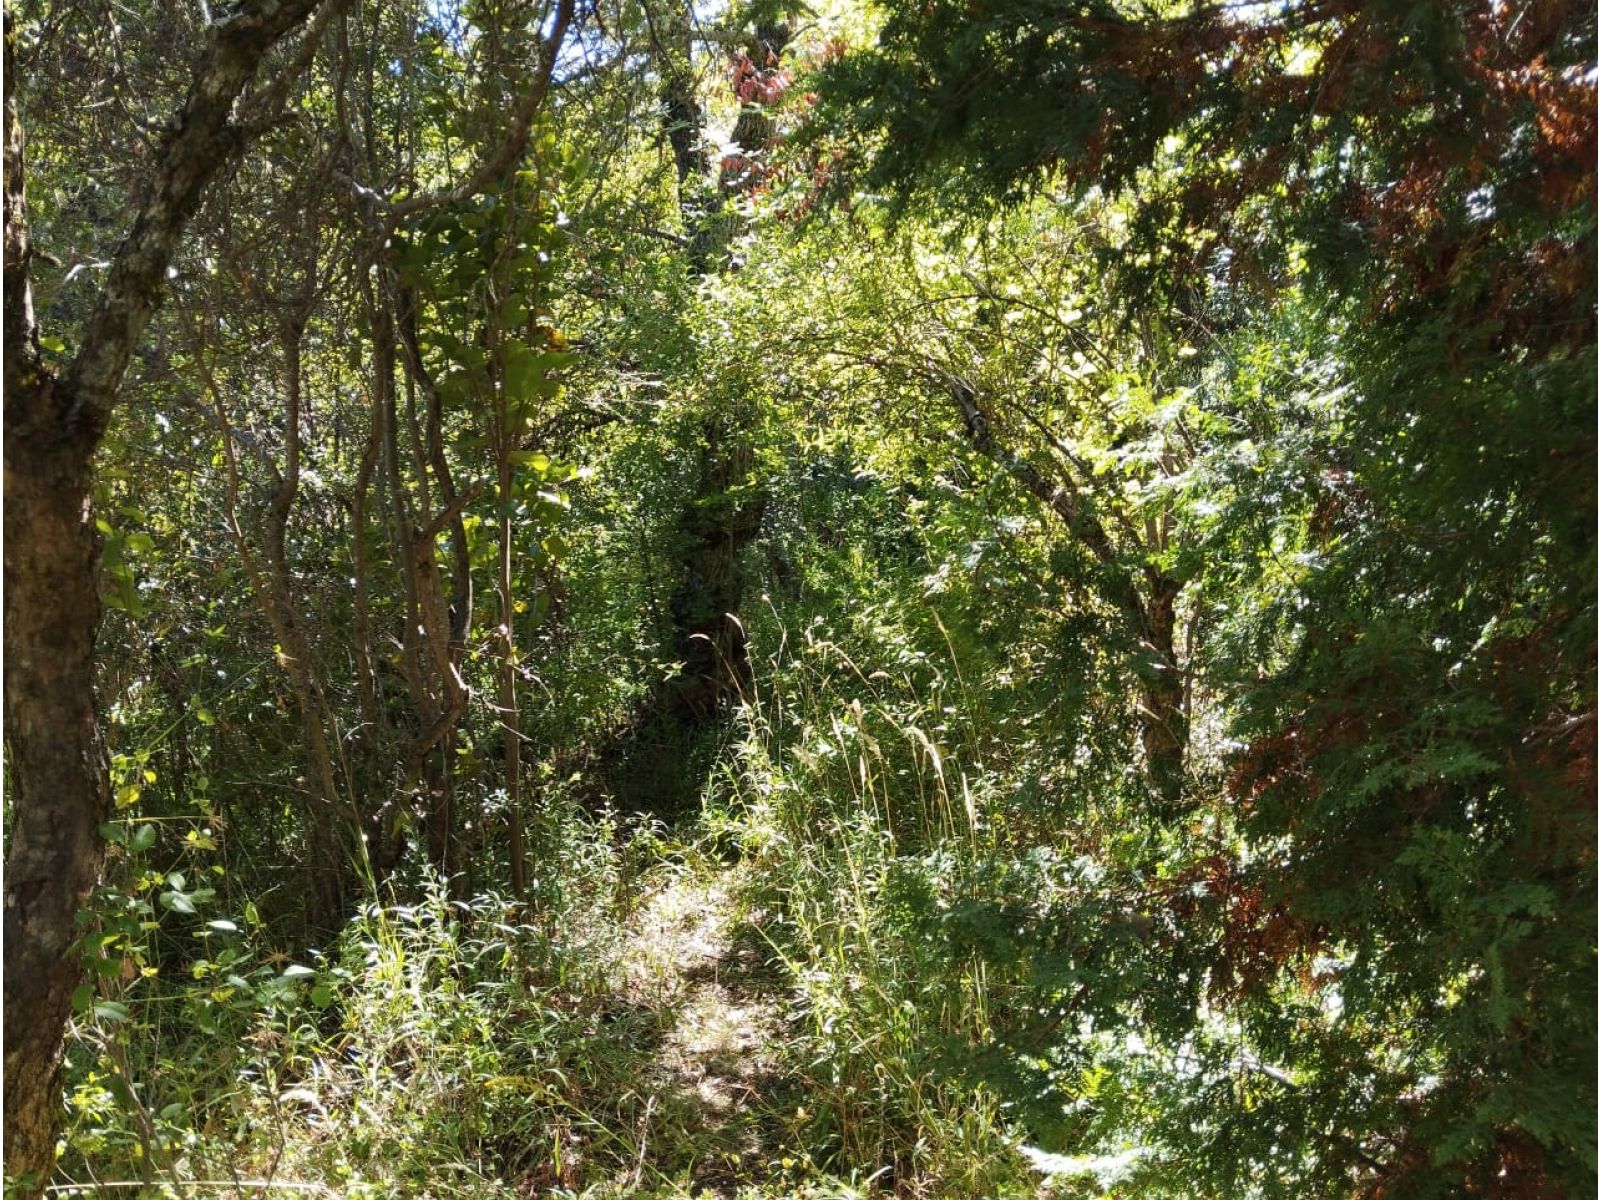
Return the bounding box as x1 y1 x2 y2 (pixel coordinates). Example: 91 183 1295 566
57 799 697 1198
717 601 1044 1199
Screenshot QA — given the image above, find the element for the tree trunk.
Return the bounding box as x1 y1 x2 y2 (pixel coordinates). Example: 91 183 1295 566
396 283 473 883
5 18 109 1188
3 4 324 1183
665 417 767 719
1138 573 1188 814
939 370 1192 811
653 3 707 191
3 395 107 1195
263 320 353 925
659 15 787 720
200 318 352 931
593 12 791 815
499 440 527 898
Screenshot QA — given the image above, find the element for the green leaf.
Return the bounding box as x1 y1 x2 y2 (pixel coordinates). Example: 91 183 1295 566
160 891 196 914
207 919 238 933
93 1000 130 1023
130 824 158 853
281 964 316 979
503 341 572 402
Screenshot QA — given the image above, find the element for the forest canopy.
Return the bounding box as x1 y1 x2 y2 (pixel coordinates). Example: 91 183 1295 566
2 1 1595 1198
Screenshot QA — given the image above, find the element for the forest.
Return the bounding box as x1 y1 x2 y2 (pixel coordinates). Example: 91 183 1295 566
2 0 1594 1197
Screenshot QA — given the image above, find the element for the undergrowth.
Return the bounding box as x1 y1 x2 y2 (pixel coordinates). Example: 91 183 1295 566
714 605 1046 1200
60 783 1028 1200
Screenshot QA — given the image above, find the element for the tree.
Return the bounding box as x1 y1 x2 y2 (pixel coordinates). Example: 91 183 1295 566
812 1 1597 1190
2 2 336 1183
3 0 579 1179
718 204 1210 810
591 3 797 812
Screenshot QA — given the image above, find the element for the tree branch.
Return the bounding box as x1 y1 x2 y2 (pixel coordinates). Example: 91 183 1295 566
854 350 1154 636
4 11 42 399
55 0 329 442
381 0 578 222
416 479 488 546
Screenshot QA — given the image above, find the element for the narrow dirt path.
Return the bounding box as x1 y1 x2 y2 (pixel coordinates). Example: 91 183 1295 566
618 863 795 1195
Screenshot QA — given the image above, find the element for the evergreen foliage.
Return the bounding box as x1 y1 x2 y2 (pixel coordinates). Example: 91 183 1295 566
2 0 1592 1196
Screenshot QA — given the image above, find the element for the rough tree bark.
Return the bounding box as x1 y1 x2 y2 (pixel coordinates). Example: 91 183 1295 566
664 422 767 720
2 2 325 1188
1137 573 1187 812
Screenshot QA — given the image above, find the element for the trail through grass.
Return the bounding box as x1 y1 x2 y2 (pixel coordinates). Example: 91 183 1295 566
59 812 1038 1198
614 864 797 1196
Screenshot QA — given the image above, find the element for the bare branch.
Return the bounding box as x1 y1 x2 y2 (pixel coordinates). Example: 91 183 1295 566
417 479 489 546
